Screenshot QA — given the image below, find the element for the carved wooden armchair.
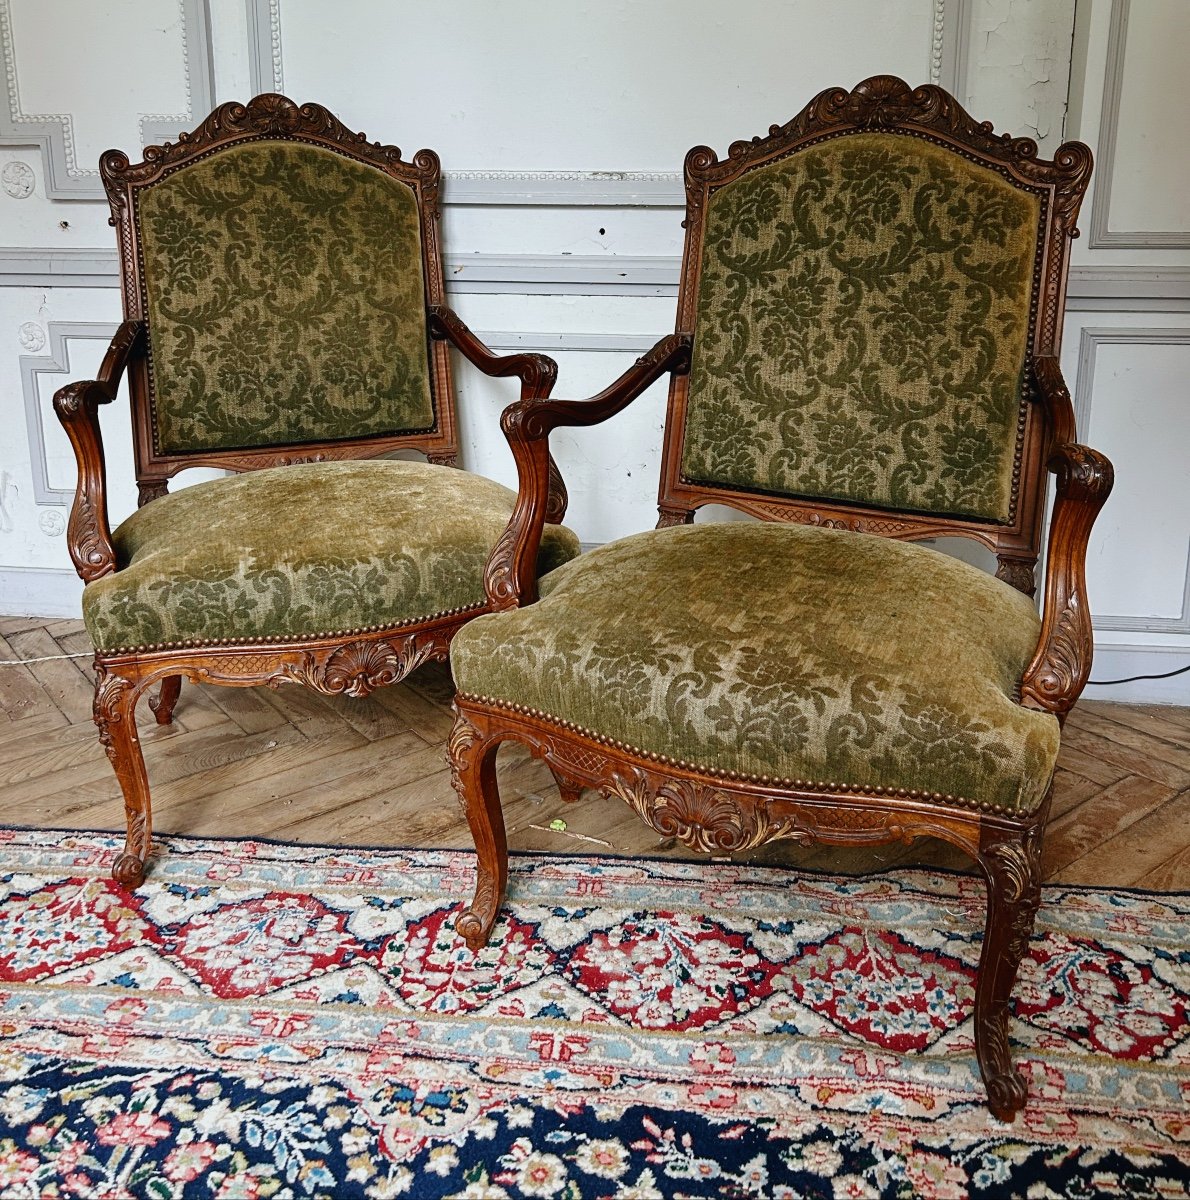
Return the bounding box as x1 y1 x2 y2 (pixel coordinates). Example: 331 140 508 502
446 77 1112 1121
56 94 577 888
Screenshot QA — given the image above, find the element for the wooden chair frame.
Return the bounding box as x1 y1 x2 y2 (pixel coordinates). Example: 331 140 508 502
56 94 564 890
448 77 1113 1122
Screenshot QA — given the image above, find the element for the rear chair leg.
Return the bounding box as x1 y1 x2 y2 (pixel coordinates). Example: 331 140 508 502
975 824 1042 1121
449 711 507 951
149 674 182 725
94 668 152 888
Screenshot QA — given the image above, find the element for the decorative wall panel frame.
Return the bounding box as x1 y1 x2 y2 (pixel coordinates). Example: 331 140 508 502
1086 0 1190 249
20 320 119 505
1072 325 1190 633
241 0 968 207
0 0 215 199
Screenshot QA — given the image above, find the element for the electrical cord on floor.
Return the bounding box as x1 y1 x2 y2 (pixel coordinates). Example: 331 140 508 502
1087 663 1190 686
0 652 92 664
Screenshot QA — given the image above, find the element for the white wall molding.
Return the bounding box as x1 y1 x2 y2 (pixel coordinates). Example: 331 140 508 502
446 254 679 295
20 321 119 506
0 246 119 287
1087 0 1190 250
470 331 660 354
246 0 283 95
936 0 972 97
0 0 215 199
441 172 685 207
7 249 1190 309
1073 325 1190 634
1066 265 1190 312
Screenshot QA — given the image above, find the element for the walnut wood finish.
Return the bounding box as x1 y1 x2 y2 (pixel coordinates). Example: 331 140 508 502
457 77 1113 1122
56 95 564 890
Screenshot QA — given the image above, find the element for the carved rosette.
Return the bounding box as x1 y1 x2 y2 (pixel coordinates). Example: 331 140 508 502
283 636 437 698
656 508 694 529
137 480 169 507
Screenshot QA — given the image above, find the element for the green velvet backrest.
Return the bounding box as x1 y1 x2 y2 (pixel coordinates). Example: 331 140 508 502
680 132 1041 523
135 141 434 455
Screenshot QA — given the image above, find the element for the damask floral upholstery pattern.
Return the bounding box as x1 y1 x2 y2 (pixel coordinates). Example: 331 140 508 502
452 523 1060 813
82 461 580 652
680 133 1041 522
136 142 434 454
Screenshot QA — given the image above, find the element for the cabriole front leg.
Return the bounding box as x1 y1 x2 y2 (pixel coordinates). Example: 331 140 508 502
974 821 1043 1121
94 668 153 888
449 710 508 951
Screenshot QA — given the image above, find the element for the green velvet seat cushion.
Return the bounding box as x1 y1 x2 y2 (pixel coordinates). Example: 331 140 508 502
83 460 580 652
451 523 1059 814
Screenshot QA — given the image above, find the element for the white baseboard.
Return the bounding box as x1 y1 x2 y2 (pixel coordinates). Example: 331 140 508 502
0 567 83 619
1082 643 1190 705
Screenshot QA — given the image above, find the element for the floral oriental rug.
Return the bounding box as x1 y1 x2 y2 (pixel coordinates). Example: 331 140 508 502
0 829 1186 1199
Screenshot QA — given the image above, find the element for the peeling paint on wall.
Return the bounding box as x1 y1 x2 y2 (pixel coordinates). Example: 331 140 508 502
966 0 1076 153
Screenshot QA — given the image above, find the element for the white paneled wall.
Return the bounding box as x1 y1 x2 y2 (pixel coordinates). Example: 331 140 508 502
1062 0 1190 701
0 0 1184 702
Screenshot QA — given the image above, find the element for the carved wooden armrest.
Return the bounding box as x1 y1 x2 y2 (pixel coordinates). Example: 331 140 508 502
52 320 145 583
484 332 694 611
428 304 558 399
1019 442 1114 718
427 303 569 519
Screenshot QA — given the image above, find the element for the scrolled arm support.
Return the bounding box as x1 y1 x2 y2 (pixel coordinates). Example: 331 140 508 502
52 320 145 583
428 303 567 518
484 332 693 612
428 304 557 400
1019 442 1114 718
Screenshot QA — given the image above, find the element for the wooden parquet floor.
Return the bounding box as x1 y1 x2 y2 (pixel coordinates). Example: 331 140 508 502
2 616 1187 891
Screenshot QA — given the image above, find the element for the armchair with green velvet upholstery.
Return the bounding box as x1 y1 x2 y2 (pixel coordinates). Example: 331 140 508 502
56 94 578 888
446 77 1112 1122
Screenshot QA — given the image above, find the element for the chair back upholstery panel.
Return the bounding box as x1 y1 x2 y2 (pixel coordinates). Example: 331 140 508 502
659 78 1093 569
136 141 434 455
100 95 456 483
681 132 1041 523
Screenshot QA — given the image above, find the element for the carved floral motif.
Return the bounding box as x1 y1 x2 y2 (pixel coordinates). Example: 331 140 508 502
996 558 1037 597
284 636 438 698
1 161 34 199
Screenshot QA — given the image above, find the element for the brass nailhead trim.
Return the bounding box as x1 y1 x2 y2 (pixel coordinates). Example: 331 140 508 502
459 691 1039 818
